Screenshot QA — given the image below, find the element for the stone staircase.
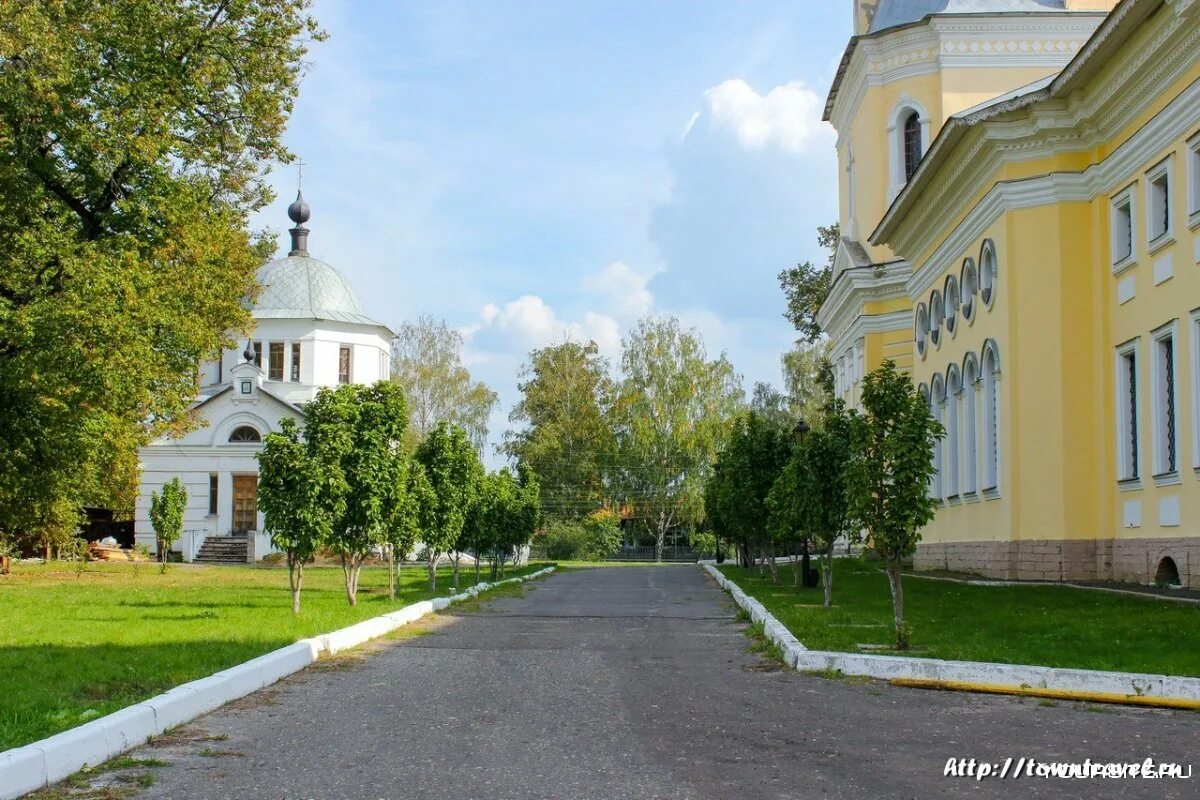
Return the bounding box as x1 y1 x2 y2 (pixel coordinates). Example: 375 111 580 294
194 536 249 564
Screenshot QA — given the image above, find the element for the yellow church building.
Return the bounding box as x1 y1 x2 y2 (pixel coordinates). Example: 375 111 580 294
818 0 1200 586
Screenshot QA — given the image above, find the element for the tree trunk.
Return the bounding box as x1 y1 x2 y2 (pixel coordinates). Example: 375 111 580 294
288 555 304 615
428 552 438 590
884 558 907 650
342 552 360 606
766 539 778 585
654 516 665 563
452 552 460 592
821 539 835 608
791 554 800 590
388 545 396 601
474 550 481 584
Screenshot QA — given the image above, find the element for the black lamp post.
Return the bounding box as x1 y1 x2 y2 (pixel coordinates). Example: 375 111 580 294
792 419 817 588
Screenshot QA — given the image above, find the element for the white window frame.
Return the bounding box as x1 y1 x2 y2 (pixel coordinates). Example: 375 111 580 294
981 343 1001 496
946 366 961 499
1150 320 1180 483
1115 337 1141 485
1192 310 1200 471
929 289 943 349
1110 185 1136 273
960 258 977 325
962 354 979 496
931 375 945 502
1188 131 1200 228
979 240 998 310
915 303 929 360
1145 156 1174 251
886 98 931 203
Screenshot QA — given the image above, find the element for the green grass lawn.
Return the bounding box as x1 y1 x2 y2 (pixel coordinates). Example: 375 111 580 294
0 560 543 751
718 560 1200 677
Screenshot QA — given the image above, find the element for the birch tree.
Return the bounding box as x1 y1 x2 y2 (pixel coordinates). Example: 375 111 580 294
613 317 742 561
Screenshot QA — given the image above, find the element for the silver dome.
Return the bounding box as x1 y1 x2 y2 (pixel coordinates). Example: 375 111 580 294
868 0 1066 33
253 254 390 330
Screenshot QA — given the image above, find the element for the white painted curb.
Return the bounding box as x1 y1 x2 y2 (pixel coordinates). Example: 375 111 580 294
0 566 556 799
701 563 1200 704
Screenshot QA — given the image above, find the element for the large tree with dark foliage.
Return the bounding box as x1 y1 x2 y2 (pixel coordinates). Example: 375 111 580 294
0 1 322 547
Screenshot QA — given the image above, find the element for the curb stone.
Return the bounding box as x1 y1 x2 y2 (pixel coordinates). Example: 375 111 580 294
0 566 556 800
701 563 1200 703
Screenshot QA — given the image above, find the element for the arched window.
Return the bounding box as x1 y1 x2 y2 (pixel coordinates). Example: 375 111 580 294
982 343 1001 492
962 353 979 494
903 112 922 180
888 99 929 200
915 303 930 359
979 240 998 309
943 275 959 336
929 290 943 348
229 425 262 443
946 365 961 498
931 375 946 501
960 258 978 324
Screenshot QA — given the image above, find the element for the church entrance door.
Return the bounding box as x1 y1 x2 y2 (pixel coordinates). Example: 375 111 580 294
232 475 258 535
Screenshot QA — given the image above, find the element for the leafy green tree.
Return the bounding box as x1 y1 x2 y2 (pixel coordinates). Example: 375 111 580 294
504 341 616 519
391 314 498 455
148 478 186 574
415 422 483 591
257 418 340 614
613 317 743 561
846 360 943 649
0 1 321 547
778 223 839 343
704 411 793 580
768 401 862 606
303 382 410 606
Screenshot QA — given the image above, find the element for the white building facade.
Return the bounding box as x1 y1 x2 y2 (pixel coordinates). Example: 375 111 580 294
135 193 393 562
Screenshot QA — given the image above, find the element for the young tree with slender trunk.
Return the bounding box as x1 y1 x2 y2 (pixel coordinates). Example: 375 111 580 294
768 401 862 607
704 411 794 580
149 478 186 574
257 418 339 614
415 422 482 591
846 360 943 649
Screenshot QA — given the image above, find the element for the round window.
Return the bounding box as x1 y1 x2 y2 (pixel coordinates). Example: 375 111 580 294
943 274 959 336
929 290 943 348
980 240 997 308
915 303 929 359
960 258 977 323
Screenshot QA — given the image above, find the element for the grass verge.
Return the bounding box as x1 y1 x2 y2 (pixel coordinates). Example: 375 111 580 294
0 560 544 750
717 560 1200 677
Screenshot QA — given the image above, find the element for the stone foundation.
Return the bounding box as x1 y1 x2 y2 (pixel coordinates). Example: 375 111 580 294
914 537 1200 588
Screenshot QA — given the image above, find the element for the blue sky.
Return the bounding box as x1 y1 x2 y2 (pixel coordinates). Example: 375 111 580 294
253 0 849 461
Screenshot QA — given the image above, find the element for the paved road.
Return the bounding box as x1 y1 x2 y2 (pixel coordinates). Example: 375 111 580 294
111 567 1193 799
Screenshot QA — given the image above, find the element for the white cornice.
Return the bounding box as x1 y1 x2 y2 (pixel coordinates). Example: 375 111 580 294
839 310 913 353
877 0 1200 249
828 14 1105 133
900 50 1200 292
820 261 912 345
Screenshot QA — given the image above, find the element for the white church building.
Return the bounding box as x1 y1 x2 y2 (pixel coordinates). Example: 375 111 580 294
134 193 394 562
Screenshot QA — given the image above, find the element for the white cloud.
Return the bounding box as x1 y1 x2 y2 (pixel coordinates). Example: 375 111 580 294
582 260 656 318
467 294 621 355
700 78 826 155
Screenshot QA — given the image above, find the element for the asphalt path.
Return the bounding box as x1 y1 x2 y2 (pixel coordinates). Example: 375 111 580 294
106 566 1195 799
